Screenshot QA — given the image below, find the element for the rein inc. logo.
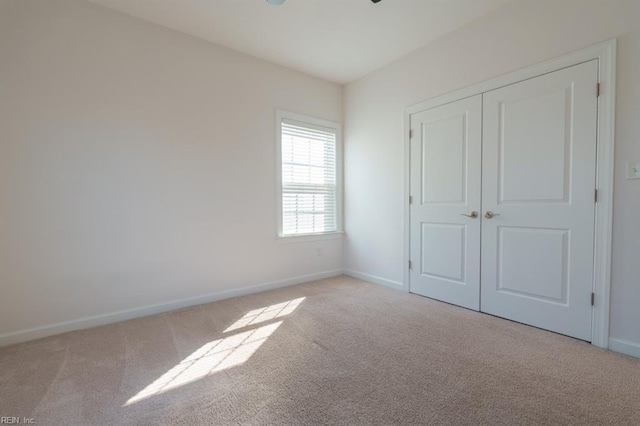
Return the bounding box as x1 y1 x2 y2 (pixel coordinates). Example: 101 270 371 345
0 418 35 424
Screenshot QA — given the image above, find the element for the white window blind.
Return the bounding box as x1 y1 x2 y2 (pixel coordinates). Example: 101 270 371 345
281 118 338 236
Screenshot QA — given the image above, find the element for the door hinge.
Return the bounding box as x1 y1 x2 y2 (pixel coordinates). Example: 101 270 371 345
409 129 413 139
594 189 598 203
409 260 412 269
409 195 413 204
591 292 595 306
596 83 600 97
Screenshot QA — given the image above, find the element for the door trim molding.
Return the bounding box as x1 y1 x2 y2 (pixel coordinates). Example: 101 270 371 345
403 39 616 348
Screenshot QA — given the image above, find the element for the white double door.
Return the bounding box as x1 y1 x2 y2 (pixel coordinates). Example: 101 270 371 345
409 60 598 341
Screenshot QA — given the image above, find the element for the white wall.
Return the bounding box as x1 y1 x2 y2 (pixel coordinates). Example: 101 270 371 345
0 0 343 344
344 0 640 350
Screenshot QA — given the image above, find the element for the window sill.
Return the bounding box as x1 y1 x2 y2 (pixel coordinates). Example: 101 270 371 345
277 232 344 244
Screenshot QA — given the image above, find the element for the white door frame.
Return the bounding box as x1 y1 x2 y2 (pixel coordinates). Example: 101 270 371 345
402 39 616 348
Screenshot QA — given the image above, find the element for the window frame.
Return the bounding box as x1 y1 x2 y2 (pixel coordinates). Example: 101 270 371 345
276 110 343 240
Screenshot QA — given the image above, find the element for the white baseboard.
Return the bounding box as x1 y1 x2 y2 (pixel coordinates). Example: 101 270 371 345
608 338 640 359
0 269 343 348
343 269 405 291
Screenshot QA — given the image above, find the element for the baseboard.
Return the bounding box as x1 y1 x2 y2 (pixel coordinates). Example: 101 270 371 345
0 269 343 348
343 269 404 290
608 338 640 359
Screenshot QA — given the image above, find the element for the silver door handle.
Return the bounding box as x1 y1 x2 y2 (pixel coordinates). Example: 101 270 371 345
484 211 500 219
461 211 478 218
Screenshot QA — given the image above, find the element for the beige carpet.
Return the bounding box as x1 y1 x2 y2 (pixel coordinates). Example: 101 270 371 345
1 276 639 425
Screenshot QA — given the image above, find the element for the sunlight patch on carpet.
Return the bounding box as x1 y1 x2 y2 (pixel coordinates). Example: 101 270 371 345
223 297 305 333
125 321 283 405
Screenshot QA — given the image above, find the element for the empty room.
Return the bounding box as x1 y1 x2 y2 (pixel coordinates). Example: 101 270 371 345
1 0 639 424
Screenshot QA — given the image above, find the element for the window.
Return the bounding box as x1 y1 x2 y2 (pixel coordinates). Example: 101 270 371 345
277 111 342 238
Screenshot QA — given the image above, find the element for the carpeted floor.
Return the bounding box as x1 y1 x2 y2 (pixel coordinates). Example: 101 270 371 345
1 276 639 425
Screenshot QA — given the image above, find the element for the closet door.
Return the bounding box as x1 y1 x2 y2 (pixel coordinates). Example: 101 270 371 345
480 60 599 340
409 95 482 310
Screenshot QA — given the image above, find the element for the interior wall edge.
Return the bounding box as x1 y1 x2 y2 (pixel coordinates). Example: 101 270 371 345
0 269 343 348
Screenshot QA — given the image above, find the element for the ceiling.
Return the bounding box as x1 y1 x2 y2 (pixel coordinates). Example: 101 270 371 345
88 0 514 84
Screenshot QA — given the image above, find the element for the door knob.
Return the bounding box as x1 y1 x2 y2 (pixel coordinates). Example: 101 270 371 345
461 211 478 218
484 211 500 219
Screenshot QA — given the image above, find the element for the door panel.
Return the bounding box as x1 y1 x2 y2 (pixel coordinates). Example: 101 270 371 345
421 223 465 282
410 95 482 310
481 60 598 341
497 227 569 303
421 114 467 204
499 88 571 203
